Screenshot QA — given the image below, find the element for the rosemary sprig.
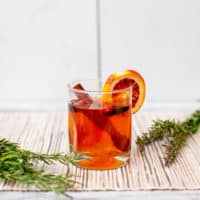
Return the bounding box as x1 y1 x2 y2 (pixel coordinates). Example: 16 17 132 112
0 138 78 194
165 110 200 165
136 110 200 166
164 130 187 166
136 120 177 151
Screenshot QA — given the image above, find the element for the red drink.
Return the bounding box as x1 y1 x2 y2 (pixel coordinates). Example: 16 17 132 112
68 70 146 169
68 97 131 169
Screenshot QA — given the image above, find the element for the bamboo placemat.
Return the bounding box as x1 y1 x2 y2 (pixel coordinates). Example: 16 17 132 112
0 112 200 191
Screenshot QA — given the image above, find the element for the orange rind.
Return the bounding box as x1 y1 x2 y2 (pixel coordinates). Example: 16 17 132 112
102 69 146 113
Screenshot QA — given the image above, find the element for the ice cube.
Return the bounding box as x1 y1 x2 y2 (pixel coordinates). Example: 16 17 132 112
71 98 91 110
86 96 101 109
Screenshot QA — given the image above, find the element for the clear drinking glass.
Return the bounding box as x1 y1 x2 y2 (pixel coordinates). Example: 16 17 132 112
68 79 132 170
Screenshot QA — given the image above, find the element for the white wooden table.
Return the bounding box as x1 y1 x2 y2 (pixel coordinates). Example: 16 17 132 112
1 191 200 200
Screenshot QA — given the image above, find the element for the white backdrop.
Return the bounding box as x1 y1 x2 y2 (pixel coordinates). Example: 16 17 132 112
0 0 199 111
101 0 200 102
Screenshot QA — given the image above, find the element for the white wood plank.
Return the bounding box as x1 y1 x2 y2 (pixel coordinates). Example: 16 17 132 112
1 191 200 200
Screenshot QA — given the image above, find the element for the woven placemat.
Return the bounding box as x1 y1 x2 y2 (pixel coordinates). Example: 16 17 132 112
0 112 200 191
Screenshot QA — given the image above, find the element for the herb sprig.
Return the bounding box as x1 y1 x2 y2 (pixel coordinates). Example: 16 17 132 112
0 138 78 194
136 110 200 166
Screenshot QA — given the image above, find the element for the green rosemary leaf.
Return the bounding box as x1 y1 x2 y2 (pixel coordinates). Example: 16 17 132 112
136 110 200 166
164 131 187 166
136 120 177 151
164 110 200 165
0 138 78 194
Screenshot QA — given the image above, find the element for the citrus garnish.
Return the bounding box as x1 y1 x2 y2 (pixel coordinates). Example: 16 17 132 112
102 69 146 113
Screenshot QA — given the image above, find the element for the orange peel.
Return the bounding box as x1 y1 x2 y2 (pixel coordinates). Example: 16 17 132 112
102 69 146 113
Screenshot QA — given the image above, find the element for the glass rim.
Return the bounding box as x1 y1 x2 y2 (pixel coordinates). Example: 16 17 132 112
67 78 132 94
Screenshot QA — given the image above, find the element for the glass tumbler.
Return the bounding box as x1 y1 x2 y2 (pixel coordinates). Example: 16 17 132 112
68 79 132 170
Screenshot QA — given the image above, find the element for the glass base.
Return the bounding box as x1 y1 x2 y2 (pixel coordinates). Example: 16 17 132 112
73 154 130 170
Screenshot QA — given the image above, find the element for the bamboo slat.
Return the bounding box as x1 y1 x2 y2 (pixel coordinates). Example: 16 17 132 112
0 112 199 191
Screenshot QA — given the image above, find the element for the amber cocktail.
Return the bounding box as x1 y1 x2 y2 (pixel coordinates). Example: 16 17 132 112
68 80 132 170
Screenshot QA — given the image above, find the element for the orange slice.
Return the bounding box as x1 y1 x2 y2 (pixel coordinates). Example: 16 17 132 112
102 69 146 113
